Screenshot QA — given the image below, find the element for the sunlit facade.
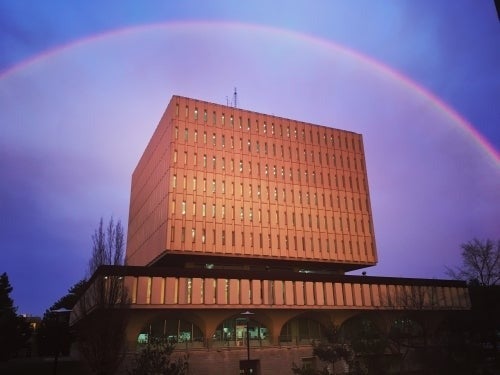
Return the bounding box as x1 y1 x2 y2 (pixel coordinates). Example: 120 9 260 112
126 95 377 272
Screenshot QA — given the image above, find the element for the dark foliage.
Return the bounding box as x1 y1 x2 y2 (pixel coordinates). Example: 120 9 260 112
128 336 188 375
0 272 31 361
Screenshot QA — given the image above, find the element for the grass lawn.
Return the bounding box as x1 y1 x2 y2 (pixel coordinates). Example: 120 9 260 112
0 357 88 375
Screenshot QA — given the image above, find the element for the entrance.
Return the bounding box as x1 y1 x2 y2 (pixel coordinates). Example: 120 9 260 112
239 359 260 375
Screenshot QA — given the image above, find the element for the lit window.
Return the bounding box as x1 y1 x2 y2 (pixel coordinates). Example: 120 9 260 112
194 108 198 120
181 201 186 215
172 174 177 188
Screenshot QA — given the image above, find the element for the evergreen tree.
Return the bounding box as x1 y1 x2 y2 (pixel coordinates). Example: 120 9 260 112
0 272 30 361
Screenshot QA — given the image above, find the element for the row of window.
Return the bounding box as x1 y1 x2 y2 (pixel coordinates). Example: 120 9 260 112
172 173 368 202
170 225 373 257
171 200 371 233
174 127 364 168
175 103 361 151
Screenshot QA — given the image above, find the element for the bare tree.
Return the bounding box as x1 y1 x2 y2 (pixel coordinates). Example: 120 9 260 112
446 238 500 286
73 217 129 375
88 217 125 275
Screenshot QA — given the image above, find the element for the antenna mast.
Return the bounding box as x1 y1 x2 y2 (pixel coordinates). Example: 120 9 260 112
233 87 238 108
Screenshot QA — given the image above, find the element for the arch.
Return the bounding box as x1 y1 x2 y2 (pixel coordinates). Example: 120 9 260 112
135 312 205 349
211 313 271 348
279 311 331 345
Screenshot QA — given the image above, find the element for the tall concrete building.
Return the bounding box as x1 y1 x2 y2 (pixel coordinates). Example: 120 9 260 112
127 95 376 272
73 95 469 375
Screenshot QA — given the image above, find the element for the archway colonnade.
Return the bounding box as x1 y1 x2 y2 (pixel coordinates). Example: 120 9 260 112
125 308 447 351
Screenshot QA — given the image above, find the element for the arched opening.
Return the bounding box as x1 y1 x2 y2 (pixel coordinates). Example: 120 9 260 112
212 315 270 348
136 316 204 349
279 316 327 345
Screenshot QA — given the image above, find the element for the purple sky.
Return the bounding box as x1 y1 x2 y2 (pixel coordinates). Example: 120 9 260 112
0 1 499 316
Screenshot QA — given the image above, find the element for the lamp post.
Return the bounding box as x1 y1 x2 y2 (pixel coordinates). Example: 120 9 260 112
49 308 72 375
241 310 254 373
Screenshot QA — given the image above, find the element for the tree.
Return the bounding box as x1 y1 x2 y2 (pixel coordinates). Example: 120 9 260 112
37 279 87 356
128 336 188 375
0 272 31 361
73 217 129 375
446 238 500 286
88 217 125 275
292 325 354 374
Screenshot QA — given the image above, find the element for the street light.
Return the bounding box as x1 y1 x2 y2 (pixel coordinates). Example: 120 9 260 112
240 310 255 373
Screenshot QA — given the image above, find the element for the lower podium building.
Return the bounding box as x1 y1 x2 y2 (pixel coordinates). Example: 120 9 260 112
72 96 470 374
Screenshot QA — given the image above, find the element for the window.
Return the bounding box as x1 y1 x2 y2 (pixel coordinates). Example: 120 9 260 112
194 107 198 120
181 201 186 215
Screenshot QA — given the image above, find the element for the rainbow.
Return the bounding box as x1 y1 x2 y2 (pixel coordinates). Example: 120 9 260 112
1 21 498 165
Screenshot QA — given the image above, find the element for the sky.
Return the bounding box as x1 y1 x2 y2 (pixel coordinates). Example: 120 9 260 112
0 1 499 316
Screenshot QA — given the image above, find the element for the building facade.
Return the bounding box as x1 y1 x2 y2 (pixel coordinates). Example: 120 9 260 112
72 96 470 375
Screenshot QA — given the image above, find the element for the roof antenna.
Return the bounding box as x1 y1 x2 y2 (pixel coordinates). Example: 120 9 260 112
233 87 238 108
